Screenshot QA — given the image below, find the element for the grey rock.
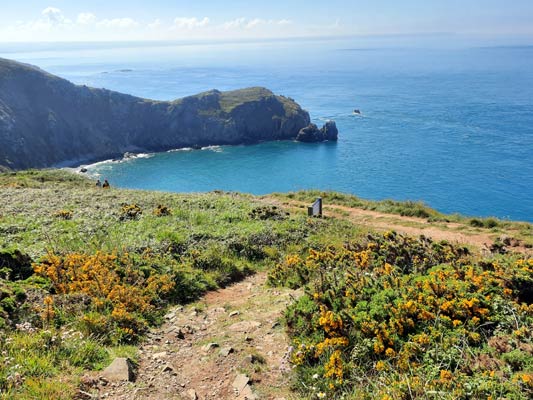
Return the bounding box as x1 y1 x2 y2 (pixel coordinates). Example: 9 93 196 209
164 311 176 320
201 342 219 352
228 321 261 333
162 364 175 373
219 346 234 357
152 351 167 359
101 358 134 382
186 389 198 400
232 373 249 393
240 384 257 400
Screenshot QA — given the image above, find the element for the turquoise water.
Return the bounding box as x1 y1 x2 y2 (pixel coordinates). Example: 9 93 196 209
2 41 533 221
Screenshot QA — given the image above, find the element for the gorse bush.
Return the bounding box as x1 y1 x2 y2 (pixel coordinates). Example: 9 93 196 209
53 210 73 220
119 203 142 220
248 205 288 221
33 251 175 343
277 232 533 399
153 204 172 217
268 231 469 288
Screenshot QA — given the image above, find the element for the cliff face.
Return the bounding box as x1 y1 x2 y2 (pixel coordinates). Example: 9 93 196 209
0 58 315 170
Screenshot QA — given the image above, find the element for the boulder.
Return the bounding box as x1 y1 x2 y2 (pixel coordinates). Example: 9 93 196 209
101 357 134 382
219 346 234 357
232 373 250 392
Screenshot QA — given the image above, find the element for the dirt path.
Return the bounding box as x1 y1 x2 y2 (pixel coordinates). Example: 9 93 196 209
92 198 530 400
97 273 300 400
264 197 532 255
327 203 493 249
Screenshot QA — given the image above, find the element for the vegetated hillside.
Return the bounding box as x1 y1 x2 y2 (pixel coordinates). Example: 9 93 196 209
0 170 531 399
0 169 359 399
0 58 312 170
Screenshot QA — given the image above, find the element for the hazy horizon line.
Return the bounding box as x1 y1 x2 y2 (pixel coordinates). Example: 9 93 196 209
1 32 532 55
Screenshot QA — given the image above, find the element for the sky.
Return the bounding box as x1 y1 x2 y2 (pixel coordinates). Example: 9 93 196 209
1 0 533 43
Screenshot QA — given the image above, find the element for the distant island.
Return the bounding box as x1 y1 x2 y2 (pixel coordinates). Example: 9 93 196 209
0 58 337 170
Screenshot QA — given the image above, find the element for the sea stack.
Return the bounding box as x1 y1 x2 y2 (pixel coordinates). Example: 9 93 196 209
295 121 338 142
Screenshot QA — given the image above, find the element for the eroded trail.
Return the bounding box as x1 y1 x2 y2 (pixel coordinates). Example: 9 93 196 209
264 197 533 255
98 273 300 400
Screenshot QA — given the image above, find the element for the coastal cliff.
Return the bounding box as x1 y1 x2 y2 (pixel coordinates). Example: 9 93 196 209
0 58 335 170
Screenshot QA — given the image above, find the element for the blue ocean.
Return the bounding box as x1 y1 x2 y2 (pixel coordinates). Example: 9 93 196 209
2 39 533 221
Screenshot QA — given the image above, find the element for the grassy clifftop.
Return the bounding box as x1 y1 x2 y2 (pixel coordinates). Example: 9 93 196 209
0 58 311 170
0 170 531 399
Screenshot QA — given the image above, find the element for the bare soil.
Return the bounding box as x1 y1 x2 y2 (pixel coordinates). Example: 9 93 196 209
95 273 301 400
265 197 533 255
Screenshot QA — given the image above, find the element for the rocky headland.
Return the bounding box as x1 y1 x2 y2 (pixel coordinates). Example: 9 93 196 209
0 58 337 170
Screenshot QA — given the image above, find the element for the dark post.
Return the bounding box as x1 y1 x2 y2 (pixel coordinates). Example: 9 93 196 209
308 197 323 217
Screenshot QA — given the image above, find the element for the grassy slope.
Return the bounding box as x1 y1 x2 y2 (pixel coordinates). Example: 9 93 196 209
0 170 362 398
0 170 531 399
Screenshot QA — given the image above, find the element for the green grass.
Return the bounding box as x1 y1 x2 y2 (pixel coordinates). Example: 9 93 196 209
1 169 531 399
0 169 363 398
218 87 275 113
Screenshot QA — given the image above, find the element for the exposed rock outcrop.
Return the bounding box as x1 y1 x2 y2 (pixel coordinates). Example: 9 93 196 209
296 120 338 142
0 58 327 170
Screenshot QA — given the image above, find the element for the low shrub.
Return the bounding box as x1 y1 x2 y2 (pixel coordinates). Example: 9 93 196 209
53 210 73 220
249 206 288 221
277 232 533 399
33 251 175 343
119 204 142 220
0 249 34 281
153 204 172 217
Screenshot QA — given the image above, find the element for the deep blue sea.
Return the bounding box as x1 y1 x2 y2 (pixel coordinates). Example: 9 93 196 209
2 39 533 221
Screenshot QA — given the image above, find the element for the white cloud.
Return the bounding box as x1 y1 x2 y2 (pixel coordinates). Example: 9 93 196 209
172 17 210 30
148 19 162 30
246 18 264 29
223 18 247 30
42 7 69 25
277 19 292 26
223 17 293 31
97 17 139 29
77 12 97 25
0 8 303 42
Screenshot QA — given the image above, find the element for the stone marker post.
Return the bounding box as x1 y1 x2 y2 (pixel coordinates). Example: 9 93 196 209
308 197 323 217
